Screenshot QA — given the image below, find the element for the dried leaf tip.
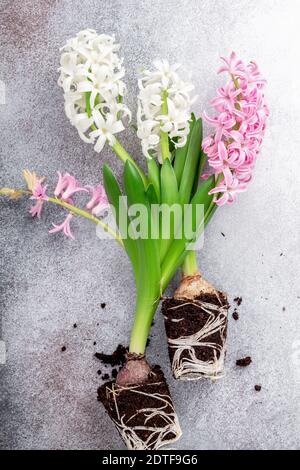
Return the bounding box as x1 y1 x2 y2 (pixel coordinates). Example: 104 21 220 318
0 188 23 199
23 169 45 191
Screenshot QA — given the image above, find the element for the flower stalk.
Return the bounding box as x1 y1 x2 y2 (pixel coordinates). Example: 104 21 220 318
159 90 170 161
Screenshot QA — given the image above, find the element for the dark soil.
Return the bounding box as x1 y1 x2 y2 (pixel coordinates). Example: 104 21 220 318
162 292 229 366
98 365 178 448
61 346 66 352
73 323 77 328
234 296 242 306
95 344 127 380
255 384 262 391
94 344 127 367
236 356 252 367
101 302 106 309
232 310 239 321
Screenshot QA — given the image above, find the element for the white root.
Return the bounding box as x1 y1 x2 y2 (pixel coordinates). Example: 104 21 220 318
165 299 228 381
105 381 182 450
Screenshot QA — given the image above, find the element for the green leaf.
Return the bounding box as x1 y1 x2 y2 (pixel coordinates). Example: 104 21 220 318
178 118 203 205
102 164 139 282
123 160 160 283
161 159 179 205
160 159 179 260
160 175 215 291
123 161 161 353
147 158 161 202
173 114 195 186
146 183 159 206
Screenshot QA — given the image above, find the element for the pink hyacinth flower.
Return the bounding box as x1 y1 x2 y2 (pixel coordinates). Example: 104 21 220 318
202 52 268 205
86 184 109 216
49 213 75 240
29 181 48 218
217 51 245 76
209 171 247 206
54 172 87 202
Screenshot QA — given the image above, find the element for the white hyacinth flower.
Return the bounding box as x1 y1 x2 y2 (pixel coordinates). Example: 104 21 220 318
58 29 131 153
137 59 196 161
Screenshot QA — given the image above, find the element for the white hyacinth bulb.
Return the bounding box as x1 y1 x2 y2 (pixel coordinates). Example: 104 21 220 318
137 60 196 162
58 29 131 153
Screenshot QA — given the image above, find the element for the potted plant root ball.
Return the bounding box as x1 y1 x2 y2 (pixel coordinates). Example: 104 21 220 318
98 363 181 450
162 52 269 380
162 251 229 381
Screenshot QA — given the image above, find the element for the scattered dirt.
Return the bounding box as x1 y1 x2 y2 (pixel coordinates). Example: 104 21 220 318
95 344 127 381
98 365 178 447
95 344 127 367
162 292 228 365
236 356 252 367
61 346 66 352
255 384 262 391
101 303 106 309
234 296 242 306
221 232 225 237
232 310 239 321
73 323 77 328
93 341 97 345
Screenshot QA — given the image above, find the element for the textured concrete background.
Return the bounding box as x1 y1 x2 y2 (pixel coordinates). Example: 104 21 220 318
0 0 300 450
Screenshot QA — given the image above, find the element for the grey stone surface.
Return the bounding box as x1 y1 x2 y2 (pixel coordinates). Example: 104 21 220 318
0 0 300 450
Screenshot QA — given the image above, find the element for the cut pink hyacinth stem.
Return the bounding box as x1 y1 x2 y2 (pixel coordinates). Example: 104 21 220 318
0 188 123 247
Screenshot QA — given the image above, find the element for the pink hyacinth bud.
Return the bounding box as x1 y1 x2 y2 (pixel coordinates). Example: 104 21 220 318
54 172 88 202
86 184 109 216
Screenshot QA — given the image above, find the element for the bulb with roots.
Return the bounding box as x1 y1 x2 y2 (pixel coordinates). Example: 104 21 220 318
98 352 182 450
115 353 151 386
162 271 229 381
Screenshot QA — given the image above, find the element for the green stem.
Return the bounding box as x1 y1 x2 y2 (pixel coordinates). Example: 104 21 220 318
112 139 148 187
85 92 147 186
160 90 170 161
182 250 199 276
129 296 160 354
